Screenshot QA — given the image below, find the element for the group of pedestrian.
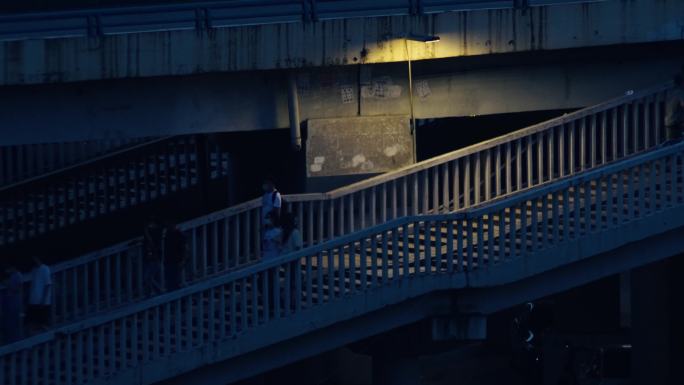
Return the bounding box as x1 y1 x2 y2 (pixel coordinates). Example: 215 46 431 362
260 177 303 260
1 257 53 344
142 217 188 295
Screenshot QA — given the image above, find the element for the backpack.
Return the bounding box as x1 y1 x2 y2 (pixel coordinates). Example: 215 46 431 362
272 189 285 208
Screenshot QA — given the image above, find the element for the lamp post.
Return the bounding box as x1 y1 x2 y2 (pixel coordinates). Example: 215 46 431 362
403 33 440 163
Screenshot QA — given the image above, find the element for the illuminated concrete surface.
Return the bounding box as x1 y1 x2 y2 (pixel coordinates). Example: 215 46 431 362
0 45 681 145
0 0 681 86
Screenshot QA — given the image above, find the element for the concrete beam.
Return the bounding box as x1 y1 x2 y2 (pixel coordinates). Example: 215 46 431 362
1 46 680 145
0 0 682 86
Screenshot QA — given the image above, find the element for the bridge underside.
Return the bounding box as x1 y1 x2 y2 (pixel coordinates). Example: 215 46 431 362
1 41 681 147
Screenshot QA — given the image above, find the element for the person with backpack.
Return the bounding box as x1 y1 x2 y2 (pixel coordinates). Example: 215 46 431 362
261 176 282 227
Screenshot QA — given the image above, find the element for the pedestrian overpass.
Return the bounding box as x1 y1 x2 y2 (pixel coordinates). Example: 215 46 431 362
1 82 683 384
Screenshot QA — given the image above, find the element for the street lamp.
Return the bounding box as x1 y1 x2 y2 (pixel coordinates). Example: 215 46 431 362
403 33 440 162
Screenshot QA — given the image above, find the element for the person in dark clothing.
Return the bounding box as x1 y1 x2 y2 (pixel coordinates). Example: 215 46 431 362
143 216 164 295
163 222 187 291
1 266 23 343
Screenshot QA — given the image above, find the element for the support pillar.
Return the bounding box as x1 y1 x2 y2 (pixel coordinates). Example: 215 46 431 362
631 261 671 385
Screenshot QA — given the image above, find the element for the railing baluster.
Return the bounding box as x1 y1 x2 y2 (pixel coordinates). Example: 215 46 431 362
432 167 439 213
306 255 313 305
569 122 575 174
487 214 494 264
474 154 481 205
466 218 474 270
617 169 625 224
392 229 400 279
382 232 389 282
421 171 429 214
348 195 355 232
580 118 587 170
318 200 325 244
370 186 377 226
527 136 533 188
591 114 597 168
538 132 544 184
505 142 512 194
638 165 645 217
654 93 662 144
559 124 566 177
464 157 471 208
485 149 492 201
633 100 640 153
338 198 345 236
453 160 460 210
243 214 251 269
622 104 630 157
495 146 502 198
327 248 335 302
552 192 560 243
272 268 280 319
509 205 517 257
399 176 406 217
441 165 449 213
306 201 314 246
611 108 618 160
381 183 388 222
251 274 258 324
519 203 526 256
446 221 454 273
600 111 607 165
359 241 368 290
548 128 554 181
392 180 398 219
531 197 538 251
284 262 292 312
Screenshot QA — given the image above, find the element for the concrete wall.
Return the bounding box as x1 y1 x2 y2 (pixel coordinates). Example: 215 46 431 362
0 0 682 86
0 45 681 146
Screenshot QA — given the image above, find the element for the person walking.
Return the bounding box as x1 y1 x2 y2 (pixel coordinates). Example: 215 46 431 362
280 212 303 255
262 211 283 261
280 212 303 311
27 257 52 332
163 222 187 291
1 266 23 343
143 216 164 295
261 176 282 227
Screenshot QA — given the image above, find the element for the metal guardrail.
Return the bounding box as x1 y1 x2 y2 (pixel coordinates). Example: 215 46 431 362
0 82 670 331
0 138 154 188
0 134 231 248
1 128 682 385
0 0 604 42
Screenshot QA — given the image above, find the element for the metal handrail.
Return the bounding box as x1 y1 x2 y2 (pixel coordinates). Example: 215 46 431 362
0 134 230 248
0 136 170 193
0 82 670 329
2 134 682 385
